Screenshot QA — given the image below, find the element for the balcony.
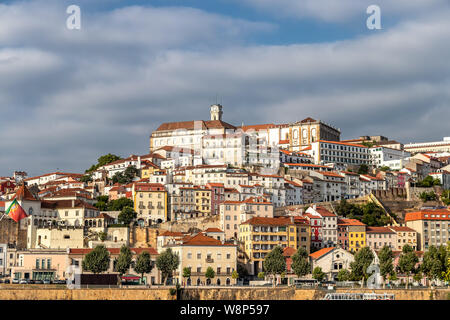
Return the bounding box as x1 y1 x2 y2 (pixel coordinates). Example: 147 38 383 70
205 257 214 263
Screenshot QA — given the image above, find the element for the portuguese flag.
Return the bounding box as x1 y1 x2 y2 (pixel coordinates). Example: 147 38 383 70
5 199 28 222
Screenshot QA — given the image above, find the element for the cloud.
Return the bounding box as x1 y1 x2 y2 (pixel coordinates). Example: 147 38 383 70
0 1 449 176
233 0 449 23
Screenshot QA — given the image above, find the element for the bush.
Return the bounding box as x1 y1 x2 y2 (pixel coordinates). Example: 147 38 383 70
169 288 177 296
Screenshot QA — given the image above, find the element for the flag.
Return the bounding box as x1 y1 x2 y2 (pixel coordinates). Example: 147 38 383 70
5 199 28 222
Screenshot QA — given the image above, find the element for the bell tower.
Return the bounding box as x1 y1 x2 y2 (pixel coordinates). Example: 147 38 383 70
210 104 223 121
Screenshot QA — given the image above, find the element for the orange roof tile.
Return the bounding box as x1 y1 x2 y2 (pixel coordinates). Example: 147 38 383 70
309 247 335 259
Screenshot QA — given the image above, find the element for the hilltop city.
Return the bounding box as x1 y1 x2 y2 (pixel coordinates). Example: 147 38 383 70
0 104 449 290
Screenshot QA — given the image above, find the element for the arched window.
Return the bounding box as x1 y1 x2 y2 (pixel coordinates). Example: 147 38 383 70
226 278 231 286
293 129 298 139
216 278 221 286
197 278 201 286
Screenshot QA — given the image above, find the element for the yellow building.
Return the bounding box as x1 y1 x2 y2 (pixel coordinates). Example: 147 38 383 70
239 216 310 275
132 183 168 225
194 187 211 215
338 218 367 253
140 162 160 179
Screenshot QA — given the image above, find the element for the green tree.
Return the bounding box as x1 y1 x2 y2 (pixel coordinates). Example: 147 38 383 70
82 245 110 274
441 190 450 206
108 198 134 211
98 231 107 242
182 267 191 287
80 174 93 183
350 247 374 286
291 247 310 278
156 248 180 285
358 164 369 174
86 153 122 173
397 244 418 289
112 166 139 184
378 245 394 288
442 243 450 282
257 272 265 280
312 267 325 282
337 269 351 282
237 264 248 278
263 246 286 287
134 251 153 284
421 245 444 285
118 206 137 225
205 266 215 284
116 245 133 276
231 270 239 283
413 272 423 284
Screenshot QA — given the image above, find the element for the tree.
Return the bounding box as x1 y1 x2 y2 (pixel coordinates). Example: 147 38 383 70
441 190 450 206
337 269 351 282
442 242 450 283
291 247 310 278
156 248 180 285
397 244 418 289
358 164 369 174
263 246 286 287
413 272 423 284
98 231 107 242
112 166 139 184
134 251 153 284
350 247 374 286
237 264 248 278
118 206 137 225
108 198 134 211
80 174 93 183
205 266 215 284
378 245 394 288
182 267 191 280
421 245 444 285
312 267 325 282
257 272 265 280
231 270 239 283
86 153 122 173
116 245 133 276
82 245 110 274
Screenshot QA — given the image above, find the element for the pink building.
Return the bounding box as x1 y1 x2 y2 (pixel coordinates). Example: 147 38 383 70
366 226 396 250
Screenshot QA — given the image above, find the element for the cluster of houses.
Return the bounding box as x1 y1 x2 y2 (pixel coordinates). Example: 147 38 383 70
0 105 449 285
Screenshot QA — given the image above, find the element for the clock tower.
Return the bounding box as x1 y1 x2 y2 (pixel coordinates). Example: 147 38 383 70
210 104 223 121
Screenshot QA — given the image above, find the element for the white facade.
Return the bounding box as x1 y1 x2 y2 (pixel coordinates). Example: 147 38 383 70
369 146 411 168
309 141 370 166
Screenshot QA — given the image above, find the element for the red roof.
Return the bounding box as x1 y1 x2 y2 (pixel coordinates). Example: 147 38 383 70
12 185 38 201
182 233 234 246
309 247 335 259
404 210 450 222
204 228 223 233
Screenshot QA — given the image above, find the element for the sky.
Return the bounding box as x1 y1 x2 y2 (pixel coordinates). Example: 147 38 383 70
0 0 449 177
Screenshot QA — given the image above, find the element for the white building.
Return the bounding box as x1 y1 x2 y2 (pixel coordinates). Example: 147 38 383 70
308 140 370 167
405 137 450 154
369 146 411 168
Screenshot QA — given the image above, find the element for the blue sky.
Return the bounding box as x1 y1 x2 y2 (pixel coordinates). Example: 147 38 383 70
0 0 449 176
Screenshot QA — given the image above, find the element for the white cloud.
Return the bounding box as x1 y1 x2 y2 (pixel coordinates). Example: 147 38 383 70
0 1 449 176
234 0 448 22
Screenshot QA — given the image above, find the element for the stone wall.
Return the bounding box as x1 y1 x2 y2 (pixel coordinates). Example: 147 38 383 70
0 286 448 300
157 215 220 233
0 218 27 249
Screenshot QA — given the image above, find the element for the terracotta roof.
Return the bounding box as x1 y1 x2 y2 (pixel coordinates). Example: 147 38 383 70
366 227 395 234
241 216 293 226
182 233 234 246
12 185 38 201
314 207 336 217
204 228 223 233
309 247 334 259
404 210 450 222
240 124 276 131
337 218 366 226
388 226 416 232
160 231 185 237
155 120 236 132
